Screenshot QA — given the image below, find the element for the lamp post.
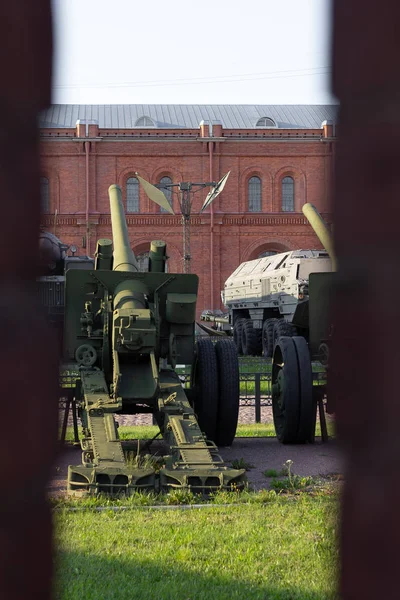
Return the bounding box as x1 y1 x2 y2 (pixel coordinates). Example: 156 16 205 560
136 172 230 274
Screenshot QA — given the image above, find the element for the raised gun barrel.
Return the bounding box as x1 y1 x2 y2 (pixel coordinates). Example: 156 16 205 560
109 184 139 273
149 240 167 273
302 202 337 271
108 184 146 311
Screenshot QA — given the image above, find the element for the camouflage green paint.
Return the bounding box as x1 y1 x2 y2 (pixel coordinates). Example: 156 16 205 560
66 184 246 495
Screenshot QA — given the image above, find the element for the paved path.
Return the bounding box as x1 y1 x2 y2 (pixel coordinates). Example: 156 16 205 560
49 436 342 496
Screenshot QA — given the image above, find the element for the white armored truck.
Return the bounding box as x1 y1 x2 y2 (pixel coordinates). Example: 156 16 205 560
222 249 332 356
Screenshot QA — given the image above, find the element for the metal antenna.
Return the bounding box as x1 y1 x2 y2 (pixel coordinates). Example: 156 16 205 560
136 172 230 274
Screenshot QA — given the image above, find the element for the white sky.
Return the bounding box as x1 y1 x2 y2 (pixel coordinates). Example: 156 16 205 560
51 0 335 105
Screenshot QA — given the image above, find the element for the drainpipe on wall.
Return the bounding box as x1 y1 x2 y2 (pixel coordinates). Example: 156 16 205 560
84 140 90 255
209 129 214 310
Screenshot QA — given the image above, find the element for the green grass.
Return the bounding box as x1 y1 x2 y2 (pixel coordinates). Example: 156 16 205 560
230 457 255 471
61 423 278 442
270 475 315 492
61 420 335 443
54 494 339 600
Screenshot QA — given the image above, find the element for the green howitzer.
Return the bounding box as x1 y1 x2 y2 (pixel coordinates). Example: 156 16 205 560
302 203 336 270
200 314 230 325
270 203 336 445
65 185 245 495
197 313 232 337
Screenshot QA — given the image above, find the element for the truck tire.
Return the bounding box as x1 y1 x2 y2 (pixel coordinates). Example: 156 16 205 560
190 338 218 442
233 318 245 354
214 339 240 446
273 319 297 349
272 336 315 444
292 336 315 444
272 336 300 443
262 318 277 358
241 319 262 356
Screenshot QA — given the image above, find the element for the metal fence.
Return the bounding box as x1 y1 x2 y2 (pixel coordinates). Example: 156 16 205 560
59 356 326 425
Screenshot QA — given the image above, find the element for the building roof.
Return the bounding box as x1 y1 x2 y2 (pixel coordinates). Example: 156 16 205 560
39 104 338 130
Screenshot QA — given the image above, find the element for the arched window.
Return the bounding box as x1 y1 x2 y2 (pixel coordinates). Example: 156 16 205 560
256 117 276 127
282 176 294 212
248 176 261 212
135 116 155 127
159 176 173 213
136 251 169 273
126 177 139 212
136 252 149 272
40 177 50 213
258 250 278 258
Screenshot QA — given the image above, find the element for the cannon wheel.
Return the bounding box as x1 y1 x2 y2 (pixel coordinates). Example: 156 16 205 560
292 336 315 443
233 318 245 354
191 338 218 441
272 336 301 443
272 336 315 444
214 339 240 447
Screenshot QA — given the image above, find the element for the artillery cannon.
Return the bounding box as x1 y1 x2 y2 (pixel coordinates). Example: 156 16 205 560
64 185 244 495
271 203 336 444
37 231 93 351
197 310 231 337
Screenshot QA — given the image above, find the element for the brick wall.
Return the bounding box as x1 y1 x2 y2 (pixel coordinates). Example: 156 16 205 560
40 121 334 313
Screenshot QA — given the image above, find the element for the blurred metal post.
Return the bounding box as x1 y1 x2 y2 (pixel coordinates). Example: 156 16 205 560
0 3 58 600
254 374 261 423
332 2 400 598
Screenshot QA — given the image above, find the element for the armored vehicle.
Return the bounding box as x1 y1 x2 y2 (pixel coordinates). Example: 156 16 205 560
222 248 332 357
37 231 93 349
64 184 244 495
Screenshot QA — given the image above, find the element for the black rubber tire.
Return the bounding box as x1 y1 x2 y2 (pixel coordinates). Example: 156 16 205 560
273 319 297 349
292 336 315 444
233 318 245 355
241 319 262 356
272 336 300 444
191 338 218 441
214 339 240 447
262 318 277 357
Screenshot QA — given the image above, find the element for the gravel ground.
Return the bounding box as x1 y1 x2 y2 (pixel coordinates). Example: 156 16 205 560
113 405 273 426
49 438 342 496
51 404 341 496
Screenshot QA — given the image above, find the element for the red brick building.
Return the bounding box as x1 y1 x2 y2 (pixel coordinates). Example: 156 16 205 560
39 104 337 313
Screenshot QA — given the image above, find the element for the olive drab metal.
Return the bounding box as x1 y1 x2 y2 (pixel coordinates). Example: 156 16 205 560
270 203 336 444
65 184 245 495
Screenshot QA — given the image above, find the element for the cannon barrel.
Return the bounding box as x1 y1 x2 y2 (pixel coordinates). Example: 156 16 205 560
95 238 113 270
108 184 146 310
302 203 337 271
149 240 166 273
109 184 139 272
200 314 230 325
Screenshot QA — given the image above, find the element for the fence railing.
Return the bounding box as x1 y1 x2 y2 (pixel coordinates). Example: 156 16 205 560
60 356 326 425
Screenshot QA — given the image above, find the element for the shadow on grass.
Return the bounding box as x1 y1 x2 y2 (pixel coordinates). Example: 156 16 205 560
54 550 337 600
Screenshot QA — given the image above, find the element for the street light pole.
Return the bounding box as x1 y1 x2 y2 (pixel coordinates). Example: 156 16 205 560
136 172 230 274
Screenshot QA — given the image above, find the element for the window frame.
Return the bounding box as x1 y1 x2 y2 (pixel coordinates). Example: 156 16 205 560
158 176 173 213
135 116 155 127
40 176 50 214
248 176 262 212
255 117 276 128
281 176 295 212
126 176 140 213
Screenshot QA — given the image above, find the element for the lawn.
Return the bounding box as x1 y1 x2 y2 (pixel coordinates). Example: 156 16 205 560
62 420 335 443
54 493 339 600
